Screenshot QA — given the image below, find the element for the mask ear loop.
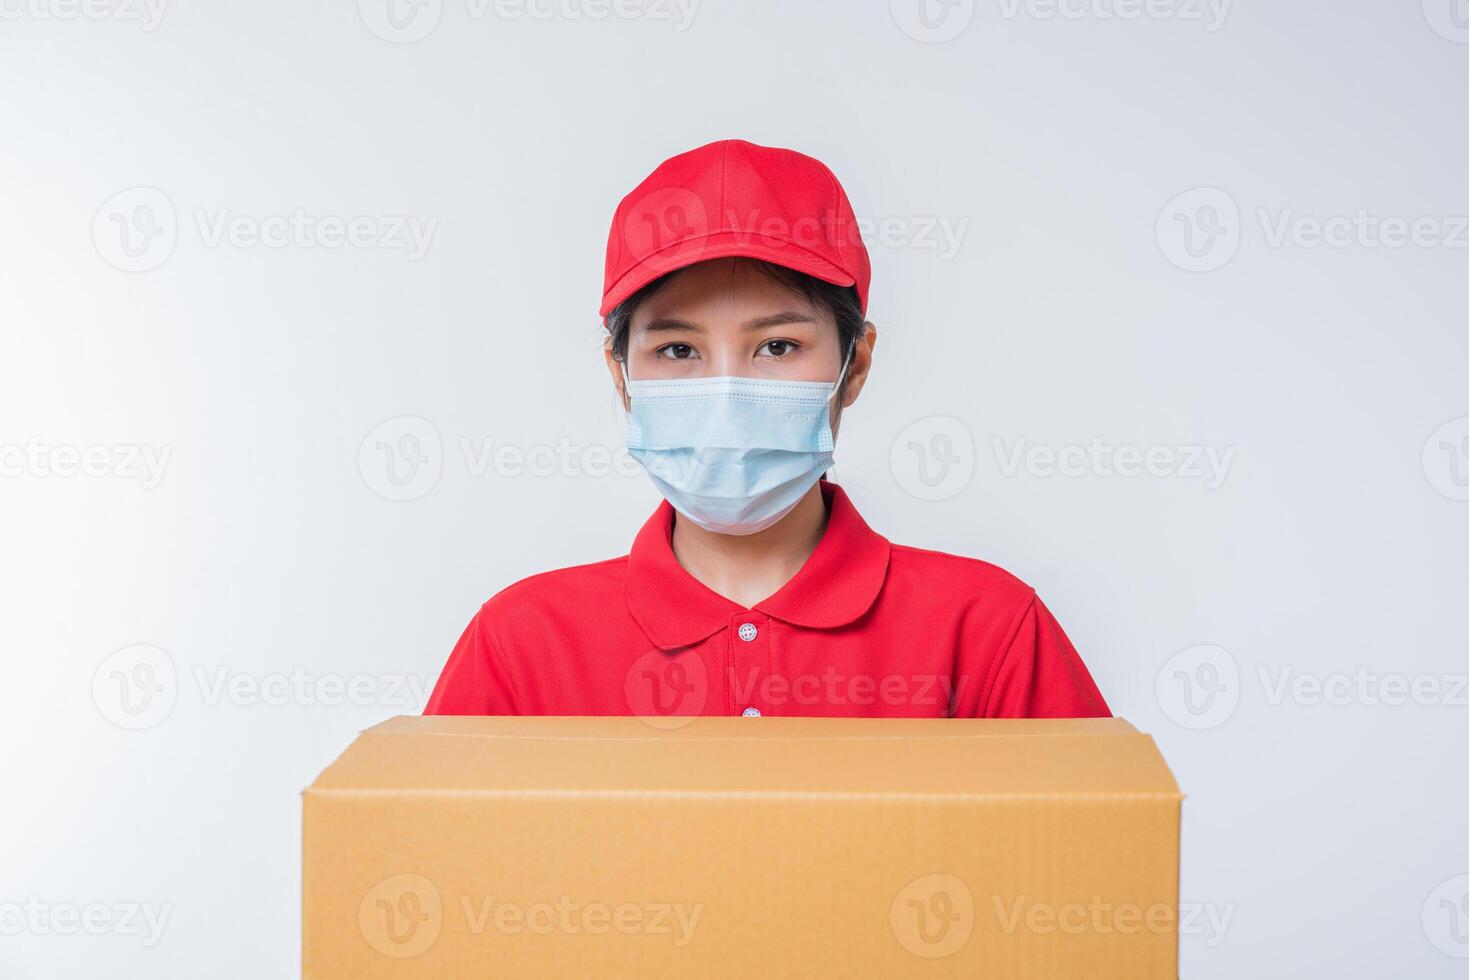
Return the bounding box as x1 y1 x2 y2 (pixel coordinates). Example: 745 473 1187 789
825 340 854 405
618 351 632 408
818 340 855 482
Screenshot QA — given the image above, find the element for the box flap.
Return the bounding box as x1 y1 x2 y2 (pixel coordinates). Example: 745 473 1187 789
307 716 1179 798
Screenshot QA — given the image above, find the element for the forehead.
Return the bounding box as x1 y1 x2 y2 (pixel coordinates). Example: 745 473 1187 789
631 259 826 328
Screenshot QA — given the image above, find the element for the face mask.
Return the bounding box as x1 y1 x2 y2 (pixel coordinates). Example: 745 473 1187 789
622 347 851 535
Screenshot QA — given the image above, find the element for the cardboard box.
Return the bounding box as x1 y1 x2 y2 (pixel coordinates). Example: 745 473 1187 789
303 715 1181 978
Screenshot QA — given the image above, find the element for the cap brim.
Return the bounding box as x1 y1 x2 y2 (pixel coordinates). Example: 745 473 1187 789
600 230 858 317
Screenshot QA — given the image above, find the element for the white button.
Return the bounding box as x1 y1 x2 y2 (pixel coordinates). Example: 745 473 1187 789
742 707 761 717
738 623 758 642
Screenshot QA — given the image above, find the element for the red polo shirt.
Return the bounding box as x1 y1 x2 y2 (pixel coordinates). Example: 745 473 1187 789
425 480 1109 718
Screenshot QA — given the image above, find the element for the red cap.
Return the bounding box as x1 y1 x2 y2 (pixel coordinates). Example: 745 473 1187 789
600 139 871 317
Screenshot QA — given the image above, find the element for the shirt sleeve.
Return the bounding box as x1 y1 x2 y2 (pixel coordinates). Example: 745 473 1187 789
972 594 1111 718
423 605 519 715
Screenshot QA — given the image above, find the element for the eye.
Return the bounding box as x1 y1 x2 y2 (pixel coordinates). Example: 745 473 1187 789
655 343 698 361
758 339 800 358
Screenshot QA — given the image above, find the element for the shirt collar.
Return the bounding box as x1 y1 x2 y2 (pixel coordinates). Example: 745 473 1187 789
624 479 892 650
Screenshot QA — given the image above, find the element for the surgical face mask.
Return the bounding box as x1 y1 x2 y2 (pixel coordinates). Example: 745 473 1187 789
622 346 852 535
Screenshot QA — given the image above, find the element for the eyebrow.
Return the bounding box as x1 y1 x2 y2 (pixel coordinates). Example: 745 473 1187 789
744 311 816 330
640 311 816 333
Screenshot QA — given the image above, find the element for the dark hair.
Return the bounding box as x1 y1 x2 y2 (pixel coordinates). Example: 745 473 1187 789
604 258 865 402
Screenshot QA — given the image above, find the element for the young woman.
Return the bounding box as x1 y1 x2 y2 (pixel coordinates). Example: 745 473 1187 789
425 139 1109 719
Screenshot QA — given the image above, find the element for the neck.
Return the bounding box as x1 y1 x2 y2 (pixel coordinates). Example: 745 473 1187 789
670 482 830 609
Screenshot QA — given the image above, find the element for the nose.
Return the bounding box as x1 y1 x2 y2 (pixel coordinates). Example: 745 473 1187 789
705 348 746 378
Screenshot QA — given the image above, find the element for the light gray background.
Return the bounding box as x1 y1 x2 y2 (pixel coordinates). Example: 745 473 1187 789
3 0 1467 976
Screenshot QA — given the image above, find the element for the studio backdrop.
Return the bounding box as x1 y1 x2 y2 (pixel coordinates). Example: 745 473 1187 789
3 1 1467 977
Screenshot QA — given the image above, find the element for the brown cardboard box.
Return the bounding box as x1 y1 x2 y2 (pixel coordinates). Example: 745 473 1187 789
303 715 1181 978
